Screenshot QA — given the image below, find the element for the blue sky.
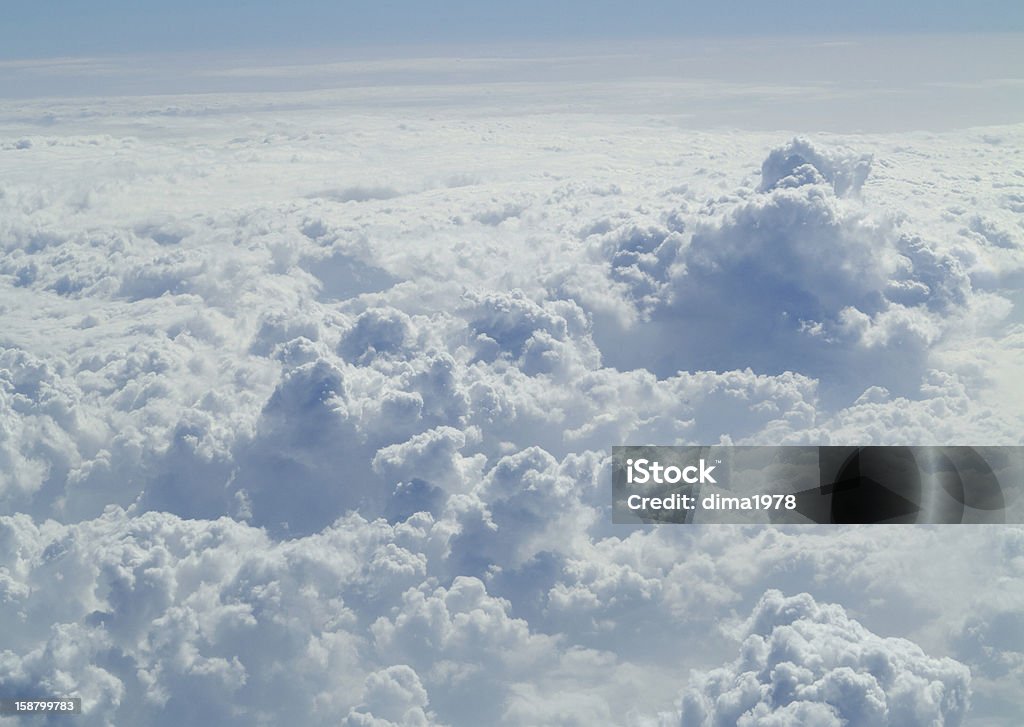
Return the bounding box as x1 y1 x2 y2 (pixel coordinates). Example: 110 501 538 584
4 0 1024 59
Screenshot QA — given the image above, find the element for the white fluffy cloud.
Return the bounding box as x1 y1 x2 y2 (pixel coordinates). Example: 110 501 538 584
0 509 435 725
1 64 1022 726
578 137 1008 408
343 665 442 727
677 590 971 727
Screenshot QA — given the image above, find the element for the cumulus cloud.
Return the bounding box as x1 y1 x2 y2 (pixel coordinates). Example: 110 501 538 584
0 509 438 725
0 508 644 726
1 74 1022 726
677 590 971 727
582 137 1005 407
343 665 443 727
462 290 601 377
759 137 872 196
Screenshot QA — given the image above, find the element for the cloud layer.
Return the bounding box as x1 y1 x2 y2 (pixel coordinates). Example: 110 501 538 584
1 82 1022 725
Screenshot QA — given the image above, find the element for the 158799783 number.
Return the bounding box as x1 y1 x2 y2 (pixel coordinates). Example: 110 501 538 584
0 698 82 714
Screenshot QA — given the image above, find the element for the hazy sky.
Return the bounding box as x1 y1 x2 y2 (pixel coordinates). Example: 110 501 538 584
4 0 1024 59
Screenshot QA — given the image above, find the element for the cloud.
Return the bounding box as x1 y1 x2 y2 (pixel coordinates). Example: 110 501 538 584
759 137 872 196
0 508 442 726
1 81 1022 726
677 590 971 727
343 665 444 727
5 510 1019 726
340 308 419 364
582 138 1002 407
948 526 1024 724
